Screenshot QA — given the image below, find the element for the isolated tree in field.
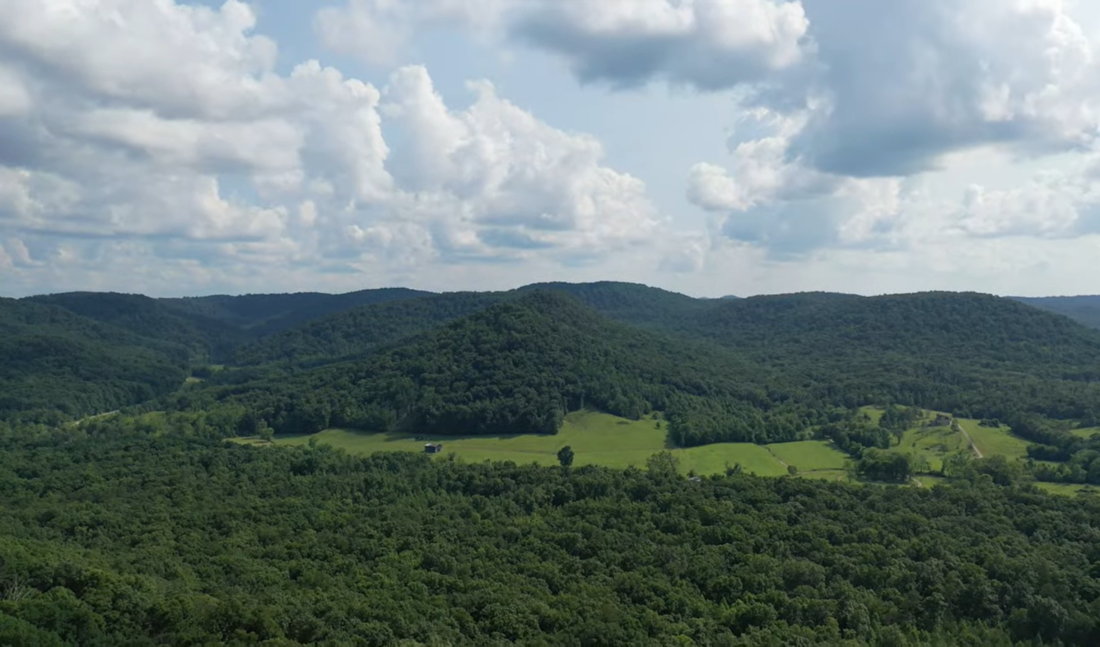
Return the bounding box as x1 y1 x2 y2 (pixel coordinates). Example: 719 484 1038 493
257 420 274 443
646 451 680 478
557 446 574 468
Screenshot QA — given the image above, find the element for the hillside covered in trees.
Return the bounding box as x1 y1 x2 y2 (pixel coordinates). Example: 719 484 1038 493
9 284 1100 449
150 289 1100 451
0 298 190 423
6 284 1100 644
1016 295 1100 330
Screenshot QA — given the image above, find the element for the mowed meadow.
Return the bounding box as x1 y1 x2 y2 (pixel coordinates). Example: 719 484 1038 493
234 407 1100 495
235 411 850 479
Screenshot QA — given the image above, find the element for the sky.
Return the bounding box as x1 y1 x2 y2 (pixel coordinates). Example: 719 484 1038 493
2 0 1100 298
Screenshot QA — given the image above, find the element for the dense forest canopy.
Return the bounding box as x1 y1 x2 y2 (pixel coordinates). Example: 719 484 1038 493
6 284 1100 644
232 292 507 366
160 287 433 334
1015 295 1100 330
0 298 190 423
0 422 1098 645
8 284 1100 449
26 292 247 363
160 290 1100 446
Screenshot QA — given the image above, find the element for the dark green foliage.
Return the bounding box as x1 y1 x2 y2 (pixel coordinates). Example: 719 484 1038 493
515 280 714 331
234 281 713 368
26 291 246 363
11 284 1100 451
1 425 1100 645
853 449 913 483
1014 414 1100 484
161 287 433 334
233 292 505 366
879 405 923 431
0 298 188 422
170 292 823 441
163 290 1100 448
1015 295 1100 329
817 414 893 457
684 292 1100 423
557 445 574 467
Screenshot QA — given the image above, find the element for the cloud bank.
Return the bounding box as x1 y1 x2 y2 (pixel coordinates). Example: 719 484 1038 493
0 0 682 296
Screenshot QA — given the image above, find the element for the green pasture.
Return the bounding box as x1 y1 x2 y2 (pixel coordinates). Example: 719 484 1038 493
1035 482 1099 497
236 410 850 478
767 441 849 472
1072 427 1100 439
234 407 1083 488
959 419 1031 459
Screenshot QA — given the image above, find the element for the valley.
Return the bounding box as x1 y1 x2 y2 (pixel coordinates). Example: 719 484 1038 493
6 283 1100 644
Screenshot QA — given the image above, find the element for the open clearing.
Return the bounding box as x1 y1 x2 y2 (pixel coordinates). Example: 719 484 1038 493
768 441 849 472
234 408 1083 493
1035 482 1099 497
891 422 969 472
860 407 1033 468
236 411 848 478
1072 427 1099 439
959 419 1031 459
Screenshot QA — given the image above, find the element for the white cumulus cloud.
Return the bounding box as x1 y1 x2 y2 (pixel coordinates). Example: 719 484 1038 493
0 0 674 295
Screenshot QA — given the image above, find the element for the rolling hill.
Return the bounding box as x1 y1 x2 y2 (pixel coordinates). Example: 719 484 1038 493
232 292 508 366
169 290 1100 447
231 281 713 367
1015 295 1100 329
10 283 1100 442
160 287 434 335
26 292 246 363
171 291 809 442
0 298 190 421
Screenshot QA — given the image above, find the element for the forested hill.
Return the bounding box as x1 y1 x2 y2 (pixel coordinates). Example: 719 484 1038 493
515 280 715 330
10 283 1100 438
692 291 1100 366
26 292 246 363
166 290 1100 445
161 287 433 335
171 291 790 439
232 292 508 366
1015 295 1100 329
0 298 189 422
234 282 712 367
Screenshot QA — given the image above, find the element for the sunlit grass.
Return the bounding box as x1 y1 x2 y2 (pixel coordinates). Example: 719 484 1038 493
234 410 848 477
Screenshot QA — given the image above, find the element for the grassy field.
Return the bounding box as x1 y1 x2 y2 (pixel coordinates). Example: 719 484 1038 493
1035 482 1099 497
233 408 1088 492
768 441 849 472
959 419 1031 459
236 411 850 478
860 407 969 472
1072 427 1099 439
855 407 1041 476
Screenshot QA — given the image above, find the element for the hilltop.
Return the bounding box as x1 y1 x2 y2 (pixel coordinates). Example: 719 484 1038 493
174 291 798 441
1015 295 1100 330
0 298 190 421
8 283 1100 443
163 289 1100 448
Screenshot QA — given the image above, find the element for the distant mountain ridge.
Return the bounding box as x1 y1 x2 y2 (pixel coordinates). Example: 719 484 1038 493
1013 295 1100 330
0 298 190 421
164 289 1100 446
10 282 1100 437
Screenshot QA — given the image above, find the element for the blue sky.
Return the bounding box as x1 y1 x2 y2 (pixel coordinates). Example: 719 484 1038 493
2 0 1100 298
